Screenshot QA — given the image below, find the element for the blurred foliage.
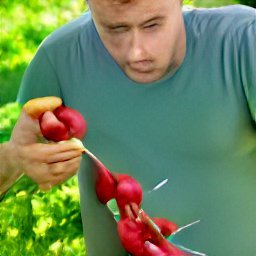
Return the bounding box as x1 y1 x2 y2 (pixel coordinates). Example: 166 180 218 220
183 0 194 5
0 103 21 143
239 0 256 7
0 103 86 255
0 176 86 256
194 0 238 7
0 0 87 106
194 0 256 6
0 0 86 70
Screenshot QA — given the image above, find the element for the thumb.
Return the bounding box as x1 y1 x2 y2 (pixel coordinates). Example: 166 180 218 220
10 110 42 145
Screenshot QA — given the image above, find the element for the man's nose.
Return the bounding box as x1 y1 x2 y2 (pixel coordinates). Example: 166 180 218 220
128 30 145 62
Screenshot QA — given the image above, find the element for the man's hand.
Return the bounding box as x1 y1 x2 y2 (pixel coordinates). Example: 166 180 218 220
13 140 82 191
1 110 83 192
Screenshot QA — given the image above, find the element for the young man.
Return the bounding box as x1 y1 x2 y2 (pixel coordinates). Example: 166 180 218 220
1 0 255 255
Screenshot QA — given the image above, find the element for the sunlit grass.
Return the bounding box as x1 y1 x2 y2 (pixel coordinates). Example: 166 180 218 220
194 0 238 7
0 102 86 255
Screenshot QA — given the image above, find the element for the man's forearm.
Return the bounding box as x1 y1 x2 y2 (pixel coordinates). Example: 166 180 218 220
0 142 22 196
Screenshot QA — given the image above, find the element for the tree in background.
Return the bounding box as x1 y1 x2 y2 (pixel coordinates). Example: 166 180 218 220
240 0 256 7
0 0 86 106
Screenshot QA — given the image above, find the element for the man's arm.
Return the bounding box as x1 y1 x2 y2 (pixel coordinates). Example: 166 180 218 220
0 142 22 196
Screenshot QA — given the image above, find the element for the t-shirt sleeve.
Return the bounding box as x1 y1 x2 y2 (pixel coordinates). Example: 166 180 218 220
17 45 62 105
240 17 256 121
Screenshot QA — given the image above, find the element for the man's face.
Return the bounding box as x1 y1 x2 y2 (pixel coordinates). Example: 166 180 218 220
89 0 186 83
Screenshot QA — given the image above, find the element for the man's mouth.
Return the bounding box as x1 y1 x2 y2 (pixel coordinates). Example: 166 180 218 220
128 60 154 73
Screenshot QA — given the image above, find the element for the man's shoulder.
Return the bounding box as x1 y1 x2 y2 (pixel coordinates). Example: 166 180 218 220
184 5 255 38
40 11 93 49
184 4 255 20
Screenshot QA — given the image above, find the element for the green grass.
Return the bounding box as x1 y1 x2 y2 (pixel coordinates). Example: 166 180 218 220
0 103 86 255
194 0 238 7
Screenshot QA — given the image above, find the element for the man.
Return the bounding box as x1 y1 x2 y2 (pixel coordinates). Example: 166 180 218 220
0 0 255 255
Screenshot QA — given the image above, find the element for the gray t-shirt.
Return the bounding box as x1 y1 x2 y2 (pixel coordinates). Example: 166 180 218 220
18 5 256 256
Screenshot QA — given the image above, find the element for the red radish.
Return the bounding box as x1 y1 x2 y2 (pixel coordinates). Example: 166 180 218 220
140 212 186 256
115 174 143 211
40 111 69 141
157 239 188 256
118 211 183 256
38 105 87 142
144 241 170 256
117 217 149 256
53 106 87 140
144 239 187 256
93 164 184 255
95 163 116 204
152 217 178 237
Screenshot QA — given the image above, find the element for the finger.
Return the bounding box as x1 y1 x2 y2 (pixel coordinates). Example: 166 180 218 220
43 140 85 155
24 155 81 190
11 111 42 145
21 141 84 163
125 204 136 219
21 111 42 134
46 149 82 163
49 155 82 178
131 202 140 216
125 203 140 219
23 154 81 188
24 162 52 185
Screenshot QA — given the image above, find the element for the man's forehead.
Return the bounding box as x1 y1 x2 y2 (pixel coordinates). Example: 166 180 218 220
89 0 181 10
89 0 182 4
89 0 167 11
89 0 177 27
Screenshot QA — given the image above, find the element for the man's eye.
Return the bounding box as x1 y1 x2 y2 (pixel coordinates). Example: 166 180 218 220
110 26 128 33
144 23 159 30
